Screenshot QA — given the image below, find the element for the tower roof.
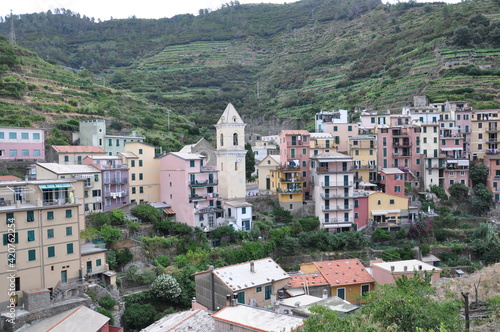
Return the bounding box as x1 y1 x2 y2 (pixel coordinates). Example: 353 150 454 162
216 103 245 125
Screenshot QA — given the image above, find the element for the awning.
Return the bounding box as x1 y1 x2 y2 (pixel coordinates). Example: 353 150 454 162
39 183 71 189
458 160 469 166
163 208 176 215
324 223 352 228
359 182 377 187
371 211 388 216
447 160 458 164
440 147 462 151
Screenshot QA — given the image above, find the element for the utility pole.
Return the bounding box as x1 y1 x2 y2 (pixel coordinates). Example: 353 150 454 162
256 82 260 99
166 109 172 131
9 10 16 46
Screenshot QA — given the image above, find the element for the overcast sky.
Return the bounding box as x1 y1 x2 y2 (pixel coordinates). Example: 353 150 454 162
1 0 459 21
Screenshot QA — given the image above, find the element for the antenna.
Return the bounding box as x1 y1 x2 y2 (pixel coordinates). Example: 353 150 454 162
9 10 16 46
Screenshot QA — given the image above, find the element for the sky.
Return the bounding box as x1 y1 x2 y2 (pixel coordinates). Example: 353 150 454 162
1 0 460 21
1 1 299 21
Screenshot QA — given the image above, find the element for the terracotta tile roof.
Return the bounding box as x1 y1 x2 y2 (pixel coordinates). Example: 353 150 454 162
0 175 22 182
313 259 374 287
280 130 310 135
287 273 329 288
51 145 107 153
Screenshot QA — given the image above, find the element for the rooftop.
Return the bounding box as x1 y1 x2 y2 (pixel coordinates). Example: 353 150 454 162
37 163 100 174
141 309 214 332
311 258 374 287
371 259 442 273
381 168 405 175
280 294 323 308
292 296 359 317
51 145 107 153
213 305 304 332
80 242 107 255
224 200 253 208
287 273 328 288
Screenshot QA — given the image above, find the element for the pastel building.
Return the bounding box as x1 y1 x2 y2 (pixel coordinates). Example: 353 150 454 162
471 109 500 160
368 191 409 229
46 146 107 165
160 152 222 229
315 109 348 132
323 123 359 153
77 119 144 156
269 165 303 212
353 191 370 230
35 163 103 214
222 200 253 232
310 132 337 157
420 123 441 190
256 155 280 192
82 155 130 212
0 127 45 160
360 110 390 131
348 135 377 187
279 130 311 200
379 168 405 197
310 152 355 233
370 259 441 285
119 142 160 204
484 154 500 202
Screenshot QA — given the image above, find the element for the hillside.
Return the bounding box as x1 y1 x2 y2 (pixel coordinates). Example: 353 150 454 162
1 0 500 138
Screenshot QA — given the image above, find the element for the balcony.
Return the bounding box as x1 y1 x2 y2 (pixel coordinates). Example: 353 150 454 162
276 188 302 194
393 142 411 147
189 180 218 187
486 148 500 154
322 205 353 211
321 181 353 188
280 177 302 183
104 178 128 185
43 197 80 206
189 194 207 201
100 164 127 170
103 190 128 198
352 164 376 170
486 127 500 133
392 153 412 157
392 130 409 137
316 167 352 173
201 166 218 172
487 138 500 143
323 218 354 223
195 206 224 214
321 192 369 199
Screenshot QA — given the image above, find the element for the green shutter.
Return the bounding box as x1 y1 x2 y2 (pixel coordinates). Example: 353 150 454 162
27 230 35 242
66 209 72 218
67 243 74 254
48 246 55 257
66 227 72 236
28 249 36 261
27 211 35 222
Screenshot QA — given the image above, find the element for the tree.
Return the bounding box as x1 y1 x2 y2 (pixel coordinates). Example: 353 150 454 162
372 228 392 243
99 224 122 248
131 204 161 223
304 305 379 332
430 184 446 200
362 273 462 331
109 209 126 226
245 142 255 181
453 26 474 47
122 303 155 331
87 212 110 228
448 183 469 200
470 164 488 186
150 274 182 301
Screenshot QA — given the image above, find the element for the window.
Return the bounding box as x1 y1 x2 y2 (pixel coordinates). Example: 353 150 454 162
190 160 195 167
28 249 36 261
478 123 482 129
377 200 381 205
242 207 247 214
94 174 99 182
333 126 338 132
233 133 238 145
67 243 74 254
65 209 72 218
33 133 40 140
27 210 35 222
139 149 143 154
256 286 262 292
116 139 120 146
265 285 272 300
131 160 135 167
21 150 29 157
237 292 245 304
395 186 401 193
0 132 3 139
139 160 143 167
139 173 143 180
9 150 17 157
47 211 54 220
132 173 136 181
92 189 101 197
390 199 395 204
47 229 54 238
302 148 307 155
96 259 102 266
3 232 18 245
361 284 370 296
354 212 359 218
354 200 359 208
348 125 352 131
9 132 17 139
132 187 136 194
220 133 224 146
66 227 72 236
302 160 307 167
48 246 55 258
27 230 35 242
139 187 144 193
108 139 112 146
33 150 41 157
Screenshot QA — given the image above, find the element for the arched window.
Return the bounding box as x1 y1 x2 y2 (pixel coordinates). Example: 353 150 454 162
220 133 224 146
233 133 238 145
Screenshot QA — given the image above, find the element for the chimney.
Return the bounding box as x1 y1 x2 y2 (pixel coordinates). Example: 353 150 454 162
226 294 231 307
250 261 255 273
232 293 238 306
404 266 407 271
418 265 423 271
322 289 328 300
390 266 395 272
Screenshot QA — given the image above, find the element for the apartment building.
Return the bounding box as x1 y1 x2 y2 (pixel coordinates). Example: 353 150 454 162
0 127 45 161
471 109 500 160
160 152 222 229
348 136 377 188
310 152 355 233
0 178 84 309
269 165 303 212
368 191 409 229
420 123 441 190
46 145 107 165
82 156 130 212
310 132 337 157
484 154 500 202
256 155 280 192
35 163 103 214
119 142 160 204
279 130 311 200
315 109 348 132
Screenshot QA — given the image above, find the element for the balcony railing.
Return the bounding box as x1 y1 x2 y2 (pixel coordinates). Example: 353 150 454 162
276 188 302 194
43 197 79 206
392 153 412 157
352 164 376 170
322 205 353 211
323 218 354 223
103 190 128 198
393 142 411 147
320 192 369 199
189 180 218 187
316 167 352 173
322 181 353 187
195 206 224 214
280 177 302 183
104 178 128 185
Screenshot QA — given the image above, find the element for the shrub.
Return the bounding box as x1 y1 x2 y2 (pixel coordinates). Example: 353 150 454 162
131 204 162 223
95 307 114 325
154 255 171 268
372 229 392 243
98 295 116 310
150 274 182 301
122 303 155 331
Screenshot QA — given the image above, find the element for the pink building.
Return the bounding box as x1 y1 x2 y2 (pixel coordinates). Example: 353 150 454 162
83 156 130 212
0 127 45 160
353 193 369 230
279 130 311 200
379 168 405 197
370 260 441 286
160 152 222 229
322 122 359 153
484 154 500 202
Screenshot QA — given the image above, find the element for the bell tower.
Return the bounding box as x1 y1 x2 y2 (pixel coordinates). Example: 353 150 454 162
215 103 247 200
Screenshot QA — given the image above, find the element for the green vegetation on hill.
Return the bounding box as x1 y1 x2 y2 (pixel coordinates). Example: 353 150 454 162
1 0 500 138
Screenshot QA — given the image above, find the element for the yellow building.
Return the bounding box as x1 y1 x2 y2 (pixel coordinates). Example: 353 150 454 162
310 132 337 157
120 142 160 204
256 154 280 192
368 191 409 229
348 136 377 186
471 109 500 160
269 166 303 212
